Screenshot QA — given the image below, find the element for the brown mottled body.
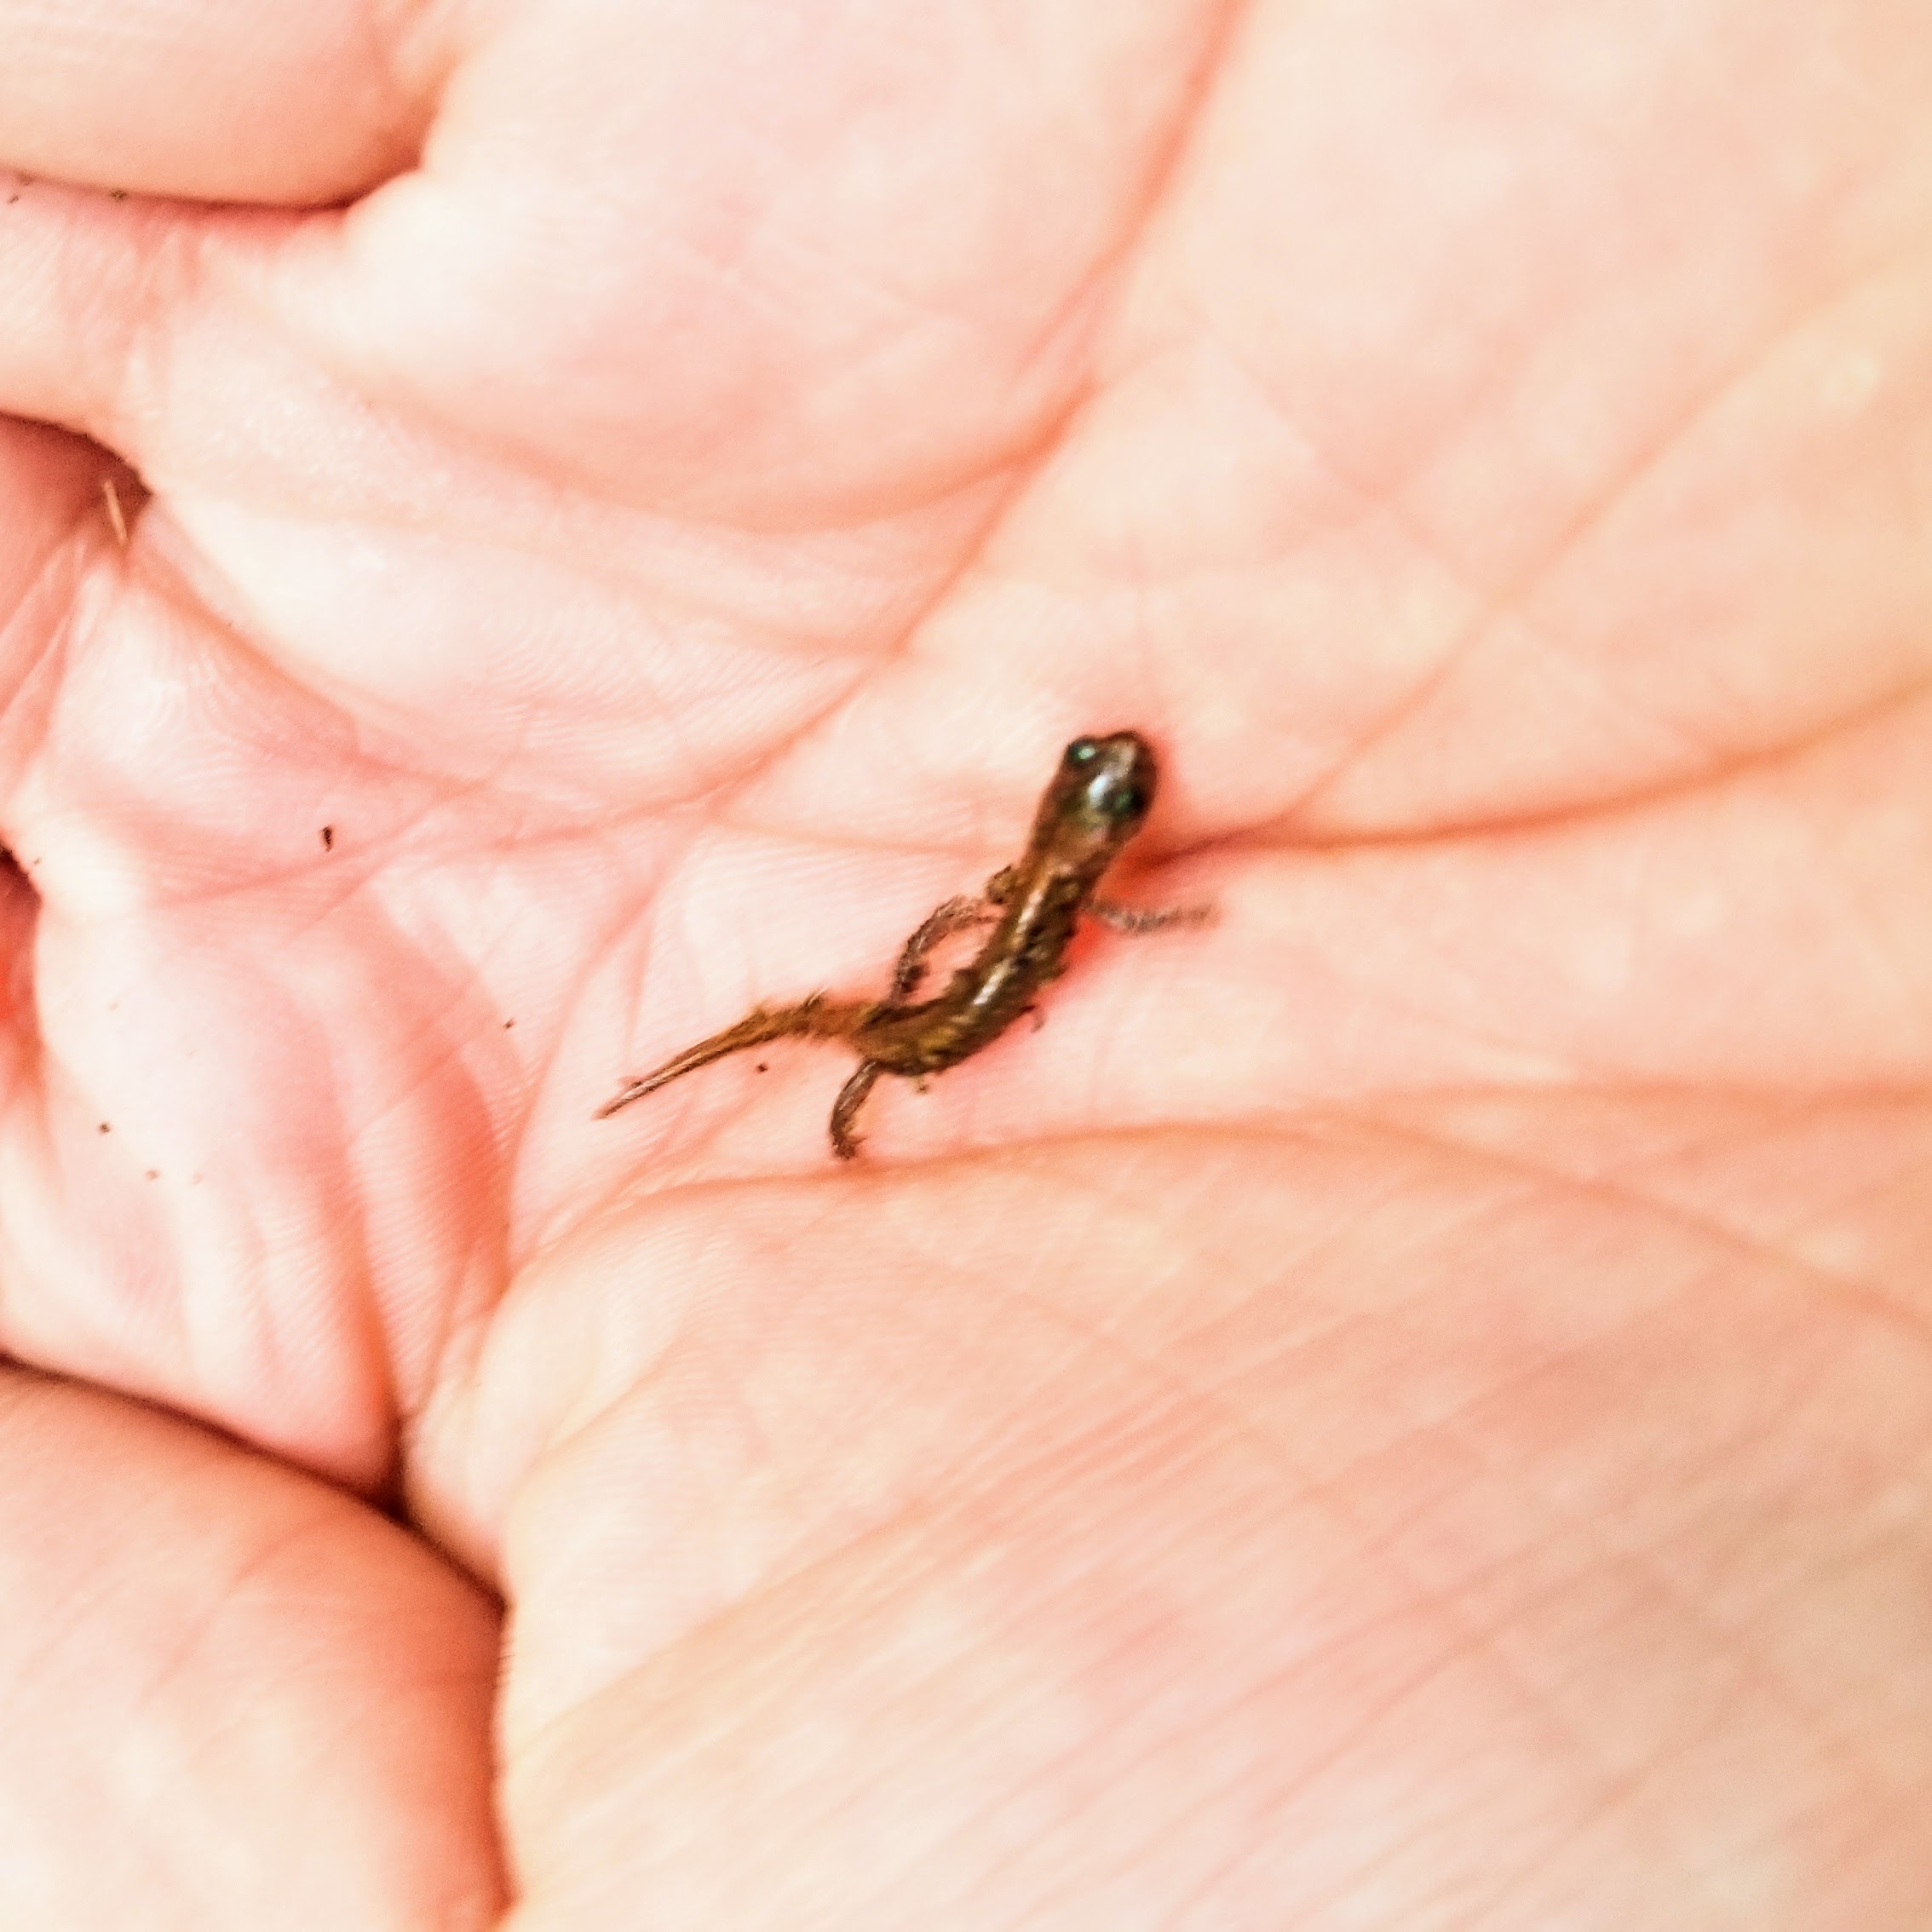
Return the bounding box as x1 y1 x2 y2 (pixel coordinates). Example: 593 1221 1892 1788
599 731 1202 1157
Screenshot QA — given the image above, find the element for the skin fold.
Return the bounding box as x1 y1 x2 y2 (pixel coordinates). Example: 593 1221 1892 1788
0 3 1929 1927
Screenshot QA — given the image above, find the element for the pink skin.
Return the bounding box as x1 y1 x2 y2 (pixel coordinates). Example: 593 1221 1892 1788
2 3 1931 1927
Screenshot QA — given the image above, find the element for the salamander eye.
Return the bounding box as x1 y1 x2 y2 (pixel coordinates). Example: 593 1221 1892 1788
1066 738 1099 766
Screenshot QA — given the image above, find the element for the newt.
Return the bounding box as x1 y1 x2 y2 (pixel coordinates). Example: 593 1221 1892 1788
598 730 1202 1157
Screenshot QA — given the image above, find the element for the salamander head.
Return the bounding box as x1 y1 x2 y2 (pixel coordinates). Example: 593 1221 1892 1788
1034 730 1157 867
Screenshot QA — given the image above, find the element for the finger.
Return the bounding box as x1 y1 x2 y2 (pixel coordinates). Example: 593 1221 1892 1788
3 3 1232 511
0 417 116 1055
0 0 440 203
0 1366 504 1924
0 413 120 624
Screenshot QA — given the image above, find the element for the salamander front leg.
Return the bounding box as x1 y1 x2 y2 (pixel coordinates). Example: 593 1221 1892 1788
888 895 996 999
829 1060 885 1159
1087 899 1212 934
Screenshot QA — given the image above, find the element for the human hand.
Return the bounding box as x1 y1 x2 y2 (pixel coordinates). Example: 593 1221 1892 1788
2 2 1929 1924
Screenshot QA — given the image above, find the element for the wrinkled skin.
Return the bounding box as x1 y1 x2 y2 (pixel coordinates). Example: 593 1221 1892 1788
2 3 1930 1926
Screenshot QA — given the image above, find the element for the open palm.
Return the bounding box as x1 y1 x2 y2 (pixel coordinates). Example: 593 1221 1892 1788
1 3 1928 1925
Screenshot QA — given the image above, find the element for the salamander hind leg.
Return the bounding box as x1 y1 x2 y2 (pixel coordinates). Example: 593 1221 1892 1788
829 1060 885 1159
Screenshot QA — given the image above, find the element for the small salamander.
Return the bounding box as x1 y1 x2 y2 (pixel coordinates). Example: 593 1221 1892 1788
599 730 1201 1157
